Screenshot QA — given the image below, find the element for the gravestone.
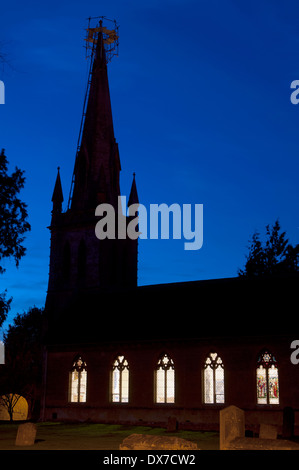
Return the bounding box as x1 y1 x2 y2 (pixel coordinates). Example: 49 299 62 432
119 434 198 450
282 406 294 439
219 405 245 450
15 422 37 446
167 416 178 432
259 423 277 440
228 436 299 450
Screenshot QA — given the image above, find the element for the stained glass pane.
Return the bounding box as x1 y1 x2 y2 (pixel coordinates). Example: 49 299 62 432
162 355 169 366
112 368 120 402
262 353 271 364
70 370 79 402
215 367 224 403
69 355 87 403
121 368 129 403
155 354 175 403
166 368 175 403
112 356 130 403
156 368 165 403
257 365 267 404
257 351 279 405
204 353 224 404
79 370 87 402
204 366 214 404
269 366 279 404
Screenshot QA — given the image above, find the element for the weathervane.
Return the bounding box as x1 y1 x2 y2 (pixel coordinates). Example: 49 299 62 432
84 16 119 63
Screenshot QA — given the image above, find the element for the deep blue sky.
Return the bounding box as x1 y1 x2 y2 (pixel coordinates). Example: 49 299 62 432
1 0 299 332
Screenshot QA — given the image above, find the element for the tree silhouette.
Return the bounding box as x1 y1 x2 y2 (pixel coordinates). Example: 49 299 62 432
1 307 44 420
0 149 31 327
238 220 299 278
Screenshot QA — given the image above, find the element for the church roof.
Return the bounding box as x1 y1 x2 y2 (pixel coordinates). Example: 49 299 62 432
44 274 299 346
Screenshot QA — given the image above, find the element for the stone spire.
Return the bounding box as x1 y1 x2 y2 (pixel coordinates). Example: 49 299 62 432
70 28 121 212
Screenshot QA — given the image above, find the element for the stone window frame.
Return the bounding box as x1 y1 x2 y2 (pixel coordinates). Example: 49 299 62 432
154 352 175 404
203 351 225 405
110 355 130 403
256 349 279 406
68 355 87 403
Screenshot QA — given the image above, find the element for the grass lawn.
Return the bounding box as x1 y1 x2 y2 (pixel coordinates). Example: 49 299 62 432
0 422 219 450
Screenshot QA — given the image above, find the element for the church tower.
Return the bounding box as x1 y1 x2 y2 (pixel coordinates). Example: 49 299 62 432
45 19 138 336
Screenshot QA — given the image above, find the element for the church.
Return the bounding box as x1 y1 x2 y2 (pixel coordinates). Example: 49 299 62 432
41 21 299 434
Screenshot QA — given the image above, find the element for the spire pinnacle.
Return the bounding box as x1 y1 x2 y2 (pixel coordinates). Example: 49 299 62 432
51 167 64 213
128 172 139 207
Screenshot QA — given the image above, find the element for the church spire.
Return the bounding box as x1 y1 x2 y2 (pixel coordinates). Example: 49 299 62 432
45 19 138 335
70 22 120 212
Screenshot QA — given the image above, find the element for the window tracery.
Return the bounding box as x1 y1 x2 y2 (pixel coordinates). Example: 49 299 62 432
256 350 279 405
203 352 224 404
155 353 175 403
69 355 87 403
112 355 129 403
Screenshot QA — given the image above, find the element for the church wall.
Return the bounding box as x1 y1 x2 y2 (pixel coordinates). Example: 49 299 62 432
43 334 299 433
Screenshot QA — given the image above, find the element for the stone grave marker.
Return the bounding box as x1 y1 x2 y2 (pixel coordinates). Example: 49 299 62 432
15 422 37 446
219 405 245 450
259 423 277 440
119 434 198 450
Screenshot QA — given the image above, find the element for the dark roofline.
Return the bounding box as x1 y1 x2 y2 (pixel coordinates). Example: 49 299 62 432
137 273 299 293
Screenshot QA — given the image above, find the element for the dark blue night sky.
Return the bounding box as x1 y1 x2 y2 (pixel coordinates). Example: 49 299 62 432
1 0 299 331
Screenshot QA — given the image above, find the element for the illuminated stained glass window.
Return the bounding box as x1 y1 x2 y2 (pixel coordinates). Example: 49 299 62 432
112 355 129 403
256 350 279 405
203 352 224 404
155 353 175 404
69 355 87 403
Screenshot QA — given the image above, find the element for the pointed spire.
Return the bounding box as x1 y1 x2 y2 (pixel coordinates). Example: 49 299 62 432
84 25 114 137
128 173 139 207
71 25 120 212
52 167 64 213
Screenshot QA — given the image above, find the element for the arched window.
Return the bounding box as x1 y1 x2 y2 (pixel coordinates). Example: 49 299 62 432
69 355 87 403
203 352 225 404
256 350 279 404
111 355 129 403
155 353 175 404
